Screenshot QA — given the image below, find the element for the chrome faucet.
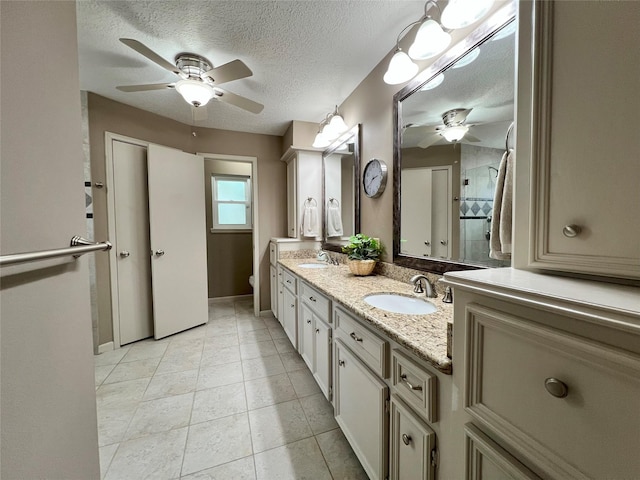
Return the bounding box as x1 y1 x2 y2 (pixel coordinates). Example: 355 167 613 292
410 274 437 298
317 250 330 263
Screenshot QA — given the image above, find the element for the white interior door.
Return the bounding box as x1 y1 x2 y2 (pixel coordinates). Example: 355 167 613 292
112 140 154 345
431 167 452 259
147 144 208 339
401 168 432 257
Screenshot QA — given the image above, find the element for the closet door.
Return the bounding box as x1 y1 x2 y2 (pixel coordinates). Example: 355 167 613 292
147 144 208 339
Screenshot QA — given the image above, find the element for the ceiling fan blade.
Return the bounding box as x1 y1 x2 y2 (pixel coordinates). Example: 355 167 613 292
213 88 264 114
191 105 209 122
116 83 174 92
464 133 482 142
201 59 253 85
452 108 473 123
418 134 441 149
119 38 180 75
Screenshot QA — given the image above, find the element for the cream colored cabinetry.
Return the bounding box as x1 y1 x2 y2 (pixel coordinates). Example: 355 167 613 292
446 268 640 479
298 282 332 400
281 269 298 348
281 147 323 239
335 339 389 480
269 265 278 320
514 0 640 279
276 264 284 323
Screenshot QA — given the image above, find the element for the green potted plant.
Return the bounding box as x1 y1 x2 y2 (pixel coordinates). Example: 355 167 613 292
342 234 383 276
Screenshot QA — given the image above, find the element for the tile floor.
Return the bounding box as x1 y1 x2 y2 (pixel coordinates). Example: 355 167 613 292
94 297 368 480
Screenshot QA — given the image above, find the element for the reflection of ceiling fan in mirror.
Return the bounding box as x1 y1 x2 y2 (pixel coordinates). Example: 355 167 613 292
116 39 264 121
410 108 481 148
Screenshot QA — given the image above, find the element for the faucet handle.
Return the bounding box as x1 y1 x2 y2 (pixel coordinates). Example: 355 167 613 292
413 282 424 294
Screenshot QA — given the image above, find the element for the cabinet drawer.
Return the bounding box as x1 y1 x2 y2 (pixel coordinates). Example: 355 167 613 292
391 349 437 423
334 305 388 378
465 423 540 480
465 304 640 479
269 242 276 265
282 268 297 294
390 395 436 480
300 282 330 322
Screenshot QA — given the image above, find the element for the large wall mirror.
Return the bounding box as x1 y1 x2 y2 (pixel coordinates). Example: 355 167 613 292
322 124 361 251
393 8 516 274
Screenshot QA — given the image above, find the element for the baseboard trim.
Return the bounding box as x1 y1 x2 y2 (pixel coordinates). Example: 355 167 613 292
98 341 114 354
208 294 253 304
260 310 275 318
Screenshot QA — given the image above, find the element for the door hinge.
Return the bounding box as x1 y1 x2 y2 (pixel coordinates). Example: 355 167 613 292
431 447 439 468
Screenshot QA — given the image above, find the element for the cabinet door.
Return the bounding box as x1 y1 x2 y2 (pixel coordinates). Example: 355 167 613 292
277 266 284 324
299 303 314 370
518 1 640 279
314 317 332 401
270 265 278 319
286 159 297 238
335 340 388 480
390 395 436 480
282 288 297 348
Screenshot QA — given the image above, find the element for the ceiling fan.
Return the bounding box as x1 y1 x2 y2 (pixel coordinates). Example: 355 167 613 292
116 39 264 120
408 108 481 148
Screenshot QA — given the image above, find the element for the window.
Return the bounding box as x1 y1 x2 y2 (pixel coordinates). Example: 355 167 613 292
211 175 252 230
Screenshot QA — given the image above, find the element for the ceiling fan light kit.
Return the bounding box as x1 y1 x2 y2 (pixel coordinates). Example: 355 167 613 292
440 124 469 142
116 38 263 118
383 0 494 85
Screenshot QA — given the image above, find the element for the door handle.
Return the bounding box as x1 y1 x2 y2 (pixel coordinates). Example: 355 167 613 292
155 249 165 257
119 251 130 258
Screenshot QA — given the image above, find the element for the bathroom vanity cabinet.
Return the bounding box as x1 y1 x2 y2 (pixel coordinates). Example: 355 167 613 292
281 147 323 239
514 0 640 280
281 268 298 348
445 268 640 479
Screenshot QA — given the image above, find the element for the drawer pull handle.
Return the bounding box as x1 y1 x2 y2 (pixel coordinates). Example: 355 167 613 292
338 360 345 367
290 304 295 308
286 280 292 284
306 319 311 324
402 434 412 446
544 378 568 398
401 374 423 391
350 332 363 342
562 224 582 238
309 296 316 302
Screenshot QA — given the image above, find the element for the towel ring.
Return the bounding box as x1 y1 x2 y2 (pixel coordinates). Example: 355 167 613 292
328 197 340 207
505 122 514 151
305 197 318 207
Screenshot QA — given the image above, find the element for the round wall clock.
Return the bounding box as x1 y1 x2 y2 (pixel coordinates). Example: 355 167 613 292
363 158 388 198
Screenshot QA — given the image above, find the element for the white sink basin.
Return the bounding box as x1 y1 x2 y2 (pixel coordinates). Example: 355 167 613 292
298 263 328 269
364 293 437 315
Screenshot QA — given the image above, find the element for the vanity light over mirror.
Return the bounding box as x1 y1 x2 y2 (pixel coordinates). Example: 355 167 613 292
393 5 516 274
322 125 361 252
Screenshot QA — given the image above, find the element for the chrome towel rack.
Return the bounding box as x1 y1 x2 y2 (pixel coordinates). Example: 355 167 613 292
0 236 112 267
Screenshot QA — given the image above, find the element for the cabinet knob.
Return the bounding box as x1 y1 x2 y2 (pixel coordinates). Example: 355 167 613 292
350 332 363 343
402 434 412 446
290 304 295 308
155 249 165 257
544 377 568 398
424 241 430 246
440 240 448 246
306 319 311 324
338 360 345 367
562 224 582 238
316 328 320 334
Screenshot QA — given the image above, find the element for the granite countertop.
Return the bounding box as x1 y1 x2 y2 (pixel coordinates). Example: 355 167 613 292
278 258 453 374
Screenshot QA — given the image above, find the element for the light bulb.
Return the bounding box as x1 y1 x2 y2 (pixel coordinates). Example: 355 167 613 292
441 125 469 142
328 113 348 135
312 131 331 148
175 79 214 107
383 49 419 85
421 73 445 91
408 19 452 60
441 0 494 30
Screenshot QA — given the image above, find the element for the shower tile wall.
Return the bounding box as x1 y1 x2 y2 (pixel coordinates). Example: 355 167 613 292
459 144 509 267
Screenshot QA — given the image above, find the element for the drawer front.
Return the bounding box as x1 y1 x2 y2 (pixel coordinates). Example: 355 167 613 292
269 242 276 265
300 282 330 322
464 423 540 480
282 268 297 294
391 349 437 423
465 304 640 479
390 395 436 480
334 305 388 378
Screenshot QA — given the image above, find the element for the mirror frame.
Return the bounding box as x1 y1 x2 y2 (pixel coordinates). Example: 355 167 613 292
392 5 516 274
322 124 362 252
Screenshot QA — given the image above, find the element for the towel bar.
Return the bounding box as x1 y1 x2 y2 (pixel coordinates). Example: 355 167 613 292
0 236 112 267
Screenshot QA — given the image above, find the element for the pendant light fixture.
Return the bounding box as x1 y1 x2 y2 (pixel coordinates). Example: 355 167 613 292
175 78 214 107
383 47 419 85
441 0 495 30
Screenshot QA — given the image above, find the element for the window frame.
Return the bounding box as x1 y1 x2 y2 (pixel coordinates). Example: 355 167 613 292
211 174 252 231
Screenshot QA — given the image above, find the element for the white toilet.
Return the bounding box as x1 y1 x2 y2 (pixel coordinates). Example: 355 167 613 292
249 275 254 288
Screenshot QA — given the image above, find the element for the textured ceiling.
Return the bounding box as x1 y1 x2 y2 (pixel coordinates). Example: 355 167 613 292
76 0 427 136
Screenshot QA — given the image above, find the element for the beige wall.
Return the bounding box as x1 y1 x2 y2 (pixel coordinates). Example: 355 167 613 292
1 1 100 477
204 159 253 299
89 94 285 345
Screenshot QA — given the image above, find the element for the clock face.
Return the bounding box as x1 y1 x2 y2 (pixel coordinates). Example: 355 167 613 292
363 159 387 198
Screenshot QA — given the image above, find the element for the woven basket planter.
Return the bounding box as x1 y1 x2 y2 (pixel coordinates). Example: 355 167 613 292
347 259 376 276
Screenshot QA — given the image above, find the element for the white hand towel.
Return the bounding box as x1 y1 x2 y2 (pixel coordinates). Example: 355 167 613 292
300 204 319 237
489 149 514 260
327 201 344 237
